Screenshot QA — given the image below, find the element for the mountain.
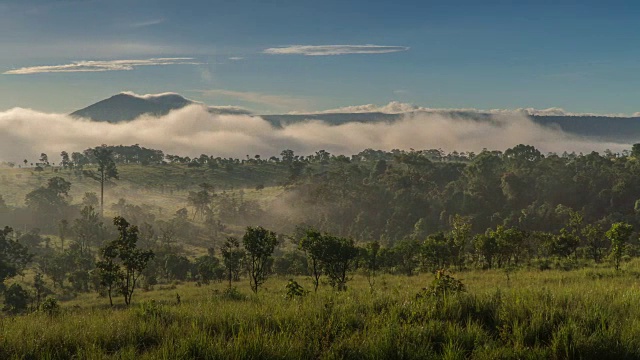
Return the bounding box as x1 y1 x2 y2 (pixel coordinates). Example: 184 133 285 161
71 92 254 122
71 92 193 122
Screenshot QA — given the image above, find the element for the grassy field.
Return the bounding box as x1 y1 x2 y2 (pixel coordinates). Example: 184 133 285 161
4 263 640 359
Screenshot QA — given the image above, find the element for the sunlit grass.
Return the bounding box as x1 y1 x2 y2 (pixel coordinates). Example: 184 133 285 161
5 266 640 359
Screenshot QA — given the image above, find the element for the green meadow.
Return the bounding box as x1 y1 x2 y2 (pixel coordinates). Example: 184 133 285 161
4 265 640 360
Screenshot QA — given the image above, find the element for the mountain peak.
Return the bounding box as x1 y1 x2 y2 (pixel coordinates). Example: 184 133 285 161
71 92 194 122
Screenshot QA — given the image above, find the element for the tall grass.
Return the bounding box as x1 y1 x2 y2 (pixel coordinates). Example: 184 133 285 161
4 268 640 359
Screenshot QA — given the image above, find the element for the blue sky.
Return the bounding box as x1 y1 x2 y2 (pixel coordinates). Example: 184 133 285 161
2 0 640 114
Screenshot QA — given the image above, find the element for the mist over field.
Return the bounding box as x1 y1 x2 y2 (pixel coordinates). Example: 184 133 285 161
0 104 629 163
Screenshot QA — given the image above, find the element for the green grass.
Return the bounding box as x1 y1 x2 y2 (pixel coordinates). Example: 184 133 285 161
5 266 640 359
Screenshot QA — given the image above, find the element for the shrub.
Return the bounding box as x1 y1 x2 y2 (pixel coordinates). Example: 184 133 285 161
39 297 60 316
285 279 308 299
419 269 466 298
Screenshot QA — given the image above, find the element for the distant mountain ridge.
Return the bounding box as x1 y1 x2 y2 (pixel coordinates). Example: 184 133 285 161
70 92 251 122
71 93 640 143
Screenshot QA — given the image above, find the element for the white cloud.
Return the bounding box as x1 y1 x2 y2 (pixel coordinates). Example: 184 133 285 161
3 58 201 75
300 101 635 117
263 45 409 56
198 89 312 111
0 105 629 164
119 91 190 100
228 57 244 61
128 18 165 28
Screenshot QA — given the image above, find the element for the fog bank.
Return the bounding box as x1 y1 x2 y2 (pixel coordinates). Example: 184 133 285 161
0 105 629 163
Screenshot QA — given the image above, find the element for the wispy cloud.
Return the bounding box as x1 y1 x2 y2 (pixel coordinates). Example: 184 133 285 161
228 57 244 61
263 44 410 56
128 18 165 28
3 58 201 75
198 89 312 110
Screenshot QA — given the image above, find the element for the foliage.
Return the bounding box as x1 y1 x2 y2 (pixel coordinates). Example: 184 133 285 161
221 237 245 288
3 283 29 314
0 227 31 288
83 145 119 215
319 235 358 291
242 226 278 293
607 222 633 270
285 279 308 299
298 227 325 292
96 217 154 306
39 296 60 316
421 269 466 298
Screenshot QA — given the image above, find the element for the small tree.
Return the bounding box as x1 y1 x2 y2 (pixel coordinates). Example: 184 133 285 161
221 237 244 289
58 219 69 252
242 226 278 294
298 228 325 292
0 227 32 290
320 235 358 291
33 272 49 309
97 217 154 306
95 255 122 307
583 223 606 263
3 283 29 314
363 241 381 290
606 222 633 271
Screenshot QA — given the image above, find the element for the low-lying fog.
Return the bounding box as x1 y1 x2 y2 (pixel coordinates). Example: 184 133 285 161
0 105 629 162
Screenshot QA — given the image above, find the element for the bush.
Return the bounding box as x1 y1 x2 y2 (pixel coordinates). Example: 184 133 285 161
218 287 246 301
419 269 466 298
3 284 30 314
39 297 60 316
285 279 308 299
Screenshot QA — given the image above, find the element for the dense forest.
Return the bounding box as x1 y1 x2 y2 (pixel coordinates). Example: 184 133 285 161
2 143 640 305
4 143 640 358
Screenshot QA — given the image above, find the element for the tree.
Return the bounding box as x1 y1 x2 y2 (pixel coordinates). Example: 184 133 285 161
84 146 118 216
82 192 99 208
0 227 32 290
3 283 29 314
187 188 212 221
242 226 278 294
25 177 72 226
58 219 69 252
39 153 49 167
60 151 70 170
582 223 606 263
473 232 497 269
221 237 245 288
450 214 472 269
319 235 358 291
96 217 154 306
606 222 633 271
95 254 122 307
73 206 105 254
33 272 49 309
363 241 381 290
298 227 325 292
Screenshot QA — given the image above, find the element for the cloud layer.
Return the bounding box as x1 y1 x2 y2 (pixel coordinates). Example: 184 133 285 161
301 101 637 117
0 105 628 164
3 58 201 75
199 89 311 110
263 45 409 56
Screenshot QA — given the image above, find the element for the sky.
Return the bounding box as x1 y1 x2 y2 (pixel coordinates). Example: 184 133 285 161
2 0 640 114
